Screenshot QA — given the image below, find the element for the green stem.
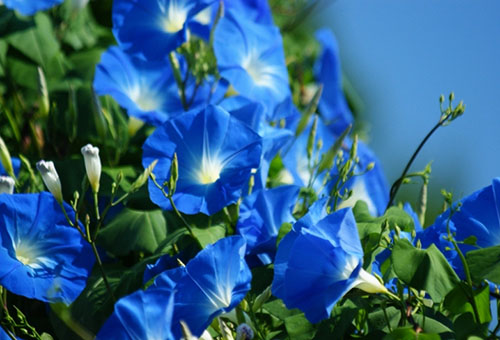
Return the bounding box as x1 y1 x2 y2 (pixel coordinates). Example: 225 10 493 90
168 52 187 110
386 113 452 210
382 303 393 333
93 192 100 221
451 237 481 323
90 242 116 303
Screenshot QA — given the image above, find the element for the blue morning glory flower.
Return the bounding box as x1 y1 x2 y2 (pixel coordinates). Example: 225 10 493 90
153 236 252 338
334 141 389 216
97 288 175 340
219 96 293 189
214 11 290 115
0 192 95 304
419 178 500 277
314 28 353 134
93 46 184 126
237 185 300 265
112 0 215 60
2 0 63 16
224 0 273 25
143 105 262 215
272 199 387 323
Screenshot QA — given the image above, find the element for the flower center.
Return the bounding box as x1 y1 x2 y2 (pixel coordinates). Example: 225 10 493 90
128 87 161 112
15 243 38 266
243 53 275 88
196 156 223 185
161 2 188 33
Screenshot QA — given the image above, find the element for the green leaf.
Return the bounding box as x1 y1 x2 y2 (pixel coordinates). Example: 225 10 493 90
98 208 167 256
384 327 440 340
444 283 491 324
192 224 226 248
284 313 316 340
353 201 415 269
466 245 500 284
392 239 459 301
276 222 292 246
6 12 59 68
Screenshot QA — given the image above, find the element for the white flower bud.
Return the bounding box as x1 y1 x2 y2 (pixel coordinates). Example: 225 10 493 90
352 268 388 294
81 144 101 193
0 176 15 194
36 160 63 203
0 136 14 178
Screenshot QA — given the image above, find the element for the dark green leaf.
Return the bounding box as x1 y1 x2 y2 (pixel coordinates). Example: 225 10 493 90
392 239 459 301
6 13 59 68
284 313 316 340
316 124 351 174
384 327 440 340
466 245 500 284
444 282 491 324
98 208 167 256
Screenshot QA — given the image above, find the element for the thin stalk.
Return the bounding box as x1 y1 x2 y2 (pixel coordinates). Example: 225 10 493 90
168 52 187 110
386 113 451 209
90 242 116 303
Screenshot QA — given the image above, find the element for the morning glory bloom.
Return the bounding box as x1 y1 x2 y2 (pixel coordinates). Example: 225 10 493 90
219 96 293 189
112 0 215 60
143 105 262 215
237 185 300 265
2 0 63 16
314 29 353 134
419 178 500 278
224 0 273 25
94 47 184 126
272 200 387 323
153 236 252 338
214 11 290 115
0 193 95 304
97 288 175 340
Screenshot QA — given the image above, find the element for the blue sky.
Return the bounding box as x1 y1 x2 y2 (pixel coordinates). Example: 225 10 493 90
313 0 500 219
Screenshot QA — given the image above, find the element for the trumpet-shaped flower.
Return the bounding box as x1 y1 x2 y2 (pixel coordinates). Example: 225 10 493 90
237 185 300 265
272 200 387 323
143 105 262 215
214 11 290 115
2 0 63 16
93 47 185 126
152 236 252 338
112 0 215 60
97 288 175 340
0 193 95 304
219 96 293 189
314 29 353 134
420 178 500 278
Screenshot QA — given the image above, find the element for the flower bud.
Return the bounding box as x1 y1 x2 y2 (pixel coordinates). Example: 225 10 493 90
236 324 254 340
0 137 14 178
81 144 101 193
353 268 388 294
0 176 15 194
37 67 49 118
36 160 63 203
